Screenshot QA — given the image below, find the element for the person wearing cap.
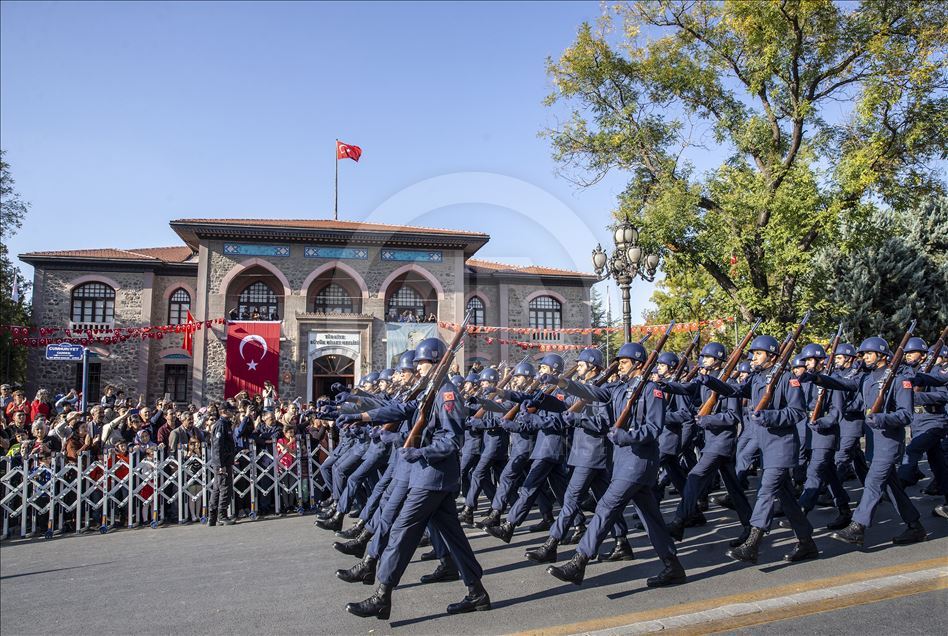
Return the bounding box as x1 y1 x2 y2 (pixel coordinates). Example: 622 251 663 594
545 340 685 589
789 355 814 490
811 336 926 547
662 342 754 547
0 383 12 411
897 337 947 511
701 334 817 565
459 367 508 527
207 403 237 526
828 343 870 488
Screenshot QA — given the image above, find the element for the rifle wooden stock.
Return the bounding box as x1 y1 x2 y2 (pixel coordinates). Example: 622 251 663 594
810 322 844 423
473 365 518 419
697 317 762 417
613 322 675 430
869 320 916 415
565 360 620 413
671 333 701 382
502 364 578 420
919 326 948 383
404 313 472 448
754 312 811 413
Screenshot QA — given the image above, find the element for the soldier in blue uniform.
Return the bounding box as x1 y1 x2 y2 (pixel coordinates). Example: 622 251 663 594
459 368 508 525
791 355 813 490
662 342 753 547
831 343 870 487
911 343 947 518
813 337 926 547
652 352 691 509
545 341 687 589
458 371 484 507
523 347 632 565
701 334 818 564
795 343 852 530
345 338 490 620
484 354 571 543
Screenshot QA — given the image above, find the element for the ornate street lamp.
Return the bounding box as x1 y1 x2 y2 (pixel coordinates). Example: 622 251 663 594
592 219 660 342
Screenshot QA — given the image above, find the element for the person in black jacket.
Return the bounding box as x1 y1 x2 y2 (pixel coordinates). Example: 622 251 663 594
208 404 237 526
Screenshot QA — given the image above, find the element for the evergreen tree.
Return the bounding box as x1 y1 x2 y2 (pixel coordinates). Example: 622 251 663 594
1 150 32 383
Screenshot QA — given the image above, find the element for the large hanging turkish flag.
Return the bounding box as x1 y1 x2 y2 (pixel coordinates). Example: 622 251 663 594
225 321 280 398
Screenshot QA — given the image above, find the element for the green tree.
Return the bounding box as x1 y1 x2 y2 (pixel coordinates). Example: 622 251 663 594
1 150 32 383
545 0 947 331
813 195 948 343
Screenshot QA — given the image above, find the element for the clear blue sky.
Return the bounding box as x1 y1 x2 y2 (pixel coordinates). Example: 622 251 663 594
2 0 671 323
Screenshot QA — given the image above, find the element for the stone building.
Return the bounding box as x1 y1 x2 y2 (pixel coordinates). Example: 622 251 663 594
21 218 596 404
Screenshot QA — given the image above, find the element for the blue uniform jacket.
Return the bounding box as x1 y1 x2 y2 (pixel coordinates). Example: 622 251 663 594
469 410 510 461
663 377 742 458
506 390 569 463
904 365 947 432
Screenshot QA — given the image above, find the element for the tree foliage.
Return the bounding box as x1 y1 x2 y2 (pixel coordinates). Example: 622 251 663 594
1 150 32 383
546 0 948 331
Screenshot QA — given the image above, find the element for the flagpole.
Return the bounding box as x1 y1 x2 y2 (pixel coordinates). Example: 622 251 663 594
334 138 339 220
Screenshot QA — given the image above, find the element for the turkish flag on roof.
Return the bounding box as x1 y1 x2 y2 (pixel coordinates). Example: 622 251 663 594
336 140 362 162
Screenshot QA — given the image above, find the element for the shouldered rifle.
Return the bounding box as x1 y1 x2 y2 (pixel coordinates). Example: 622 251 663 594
671 332 701 382
404 312 472 448
473 355 527 419
754 311 811 413
697 317 762 417
869 320 916 415
566 359 620 413
503 363 579 420
810 322 844 422
918 326 948 384
613 321 675 429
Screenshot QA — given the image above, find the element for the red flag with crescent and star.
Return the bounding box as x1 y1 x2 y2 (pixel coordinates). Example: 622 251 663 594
336 140 362 162
225 321 281 398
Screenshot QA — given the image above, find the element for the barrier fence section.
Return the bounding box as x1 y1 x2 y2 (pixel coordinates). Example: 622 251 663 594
0 435 334 540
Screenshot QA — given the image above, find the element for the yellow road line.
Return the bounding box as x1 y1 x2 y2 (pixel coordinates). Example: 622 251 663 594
512 556 948 636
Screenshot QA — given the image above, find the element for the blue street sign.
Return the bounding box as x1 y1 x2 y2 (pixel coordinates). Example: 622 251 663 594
45 343 86 361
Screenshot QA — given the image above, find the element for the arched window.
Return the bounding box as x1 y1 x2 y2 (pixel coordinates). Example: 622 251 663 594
238 281 278 320
313 283 354 314
71 282 116 324
528 295 562 330
466 296 485 325
387 285 425 320
168 288 191 325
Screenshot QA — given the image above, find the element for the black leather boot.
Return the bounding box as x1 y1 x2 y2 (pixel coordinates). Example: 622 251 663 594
419 548 438 561
600 537 635 562
419 533 431 547
830 520 865 546
207 513 218 527
646 555 686 587
528 512 555 533
420 558 460 584
458 506 475 526
562 523 586 545
316 511 344 531
336 518 366 539
476 508 501 529
826 506 852 531
547 551 589 586
525 537 559 564
336 555 377 585
784 537 819 562
710 493 734 510
728 525 751 548
447 580 491 614
892 521 927 545
726 526 764 563
346 583 392 620
666 517 685 542
334 528 373 558
316 505 336 520
486 521 515 543
684 510 706 528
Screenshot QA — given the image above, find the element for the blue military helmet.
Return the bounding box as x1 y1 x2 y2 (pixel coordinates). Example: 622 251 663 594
700 342 727 362
749 335 780 355
937 344 948 358
657 351 679 368
616 342 647 363
479 368 499 383
513 361 536 378
791 355 805 369
414 337 447 363
379 368 395 381
464 371 479 384
737 360 753 374
396 350 416 372
857 336 891 357
538 353 565 374
904 337 928 354
577 348 604 369
799 343 827 360
835 343 857 358
450 374 464 386
364 371 380 384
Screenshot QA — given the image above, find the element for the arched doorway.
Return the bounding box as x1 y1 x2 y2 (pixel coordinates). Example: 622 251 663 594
311 354 355 401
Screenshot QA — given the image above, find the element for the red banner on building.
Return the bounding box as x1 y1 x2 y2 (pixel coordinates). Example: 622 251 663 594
225 321 280 398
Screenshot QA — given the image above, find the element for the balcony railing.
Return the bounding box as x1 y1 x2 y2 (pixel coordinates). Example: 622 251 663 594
69 321 115 333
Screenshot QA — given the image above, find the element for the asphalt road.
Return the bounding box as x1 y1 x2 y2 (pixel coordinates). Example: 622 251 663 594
2 482 946 635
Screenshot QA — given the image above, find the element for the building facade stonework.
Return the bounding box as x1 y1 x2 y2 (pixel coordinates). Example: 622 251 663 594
21 218 595 404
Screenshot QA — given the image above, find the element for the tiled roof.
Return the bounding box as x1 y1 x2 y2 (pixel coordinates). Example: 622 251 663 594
173 218 489 237
21 246 194 263
466 258 596 279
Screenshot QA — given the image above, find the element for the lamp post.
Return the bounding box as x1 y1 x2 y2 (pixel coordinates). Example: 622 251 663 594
591 219 660 342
